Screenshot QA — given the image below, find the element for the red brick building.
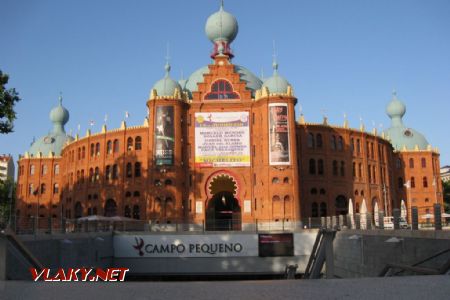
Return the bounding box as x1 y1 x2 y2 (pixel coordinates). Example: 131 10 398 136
15 4 443 230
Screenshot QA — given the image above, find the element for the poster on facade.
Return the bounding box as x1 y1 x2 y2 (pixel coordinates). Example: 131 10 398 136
268 103 290 165
155 106 174 165
195 112 250 167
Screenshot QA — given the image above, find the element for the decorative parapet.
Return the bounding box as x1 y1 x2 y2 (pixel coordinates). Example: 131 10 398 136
253 85 294 101
148 88 189 102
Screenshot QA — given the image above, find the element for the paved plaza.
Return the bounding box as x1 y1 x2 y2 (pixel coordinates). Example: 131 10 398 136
0 275 449 300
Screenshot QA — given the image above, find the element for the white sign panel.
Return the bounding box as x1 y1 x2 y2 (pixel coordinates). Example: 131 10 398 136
196 201 203 214
195 112 250 167
114 234 259 258
244 199 251 213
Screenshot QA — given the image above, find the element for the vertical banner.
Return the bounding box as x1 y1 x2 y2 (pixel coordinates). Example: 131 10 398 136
155 106 174 165
268 103 290 165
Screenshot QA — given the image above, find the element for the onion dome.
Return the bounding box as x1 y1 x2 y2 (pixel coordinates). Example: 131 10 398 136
262 60 290 94
205 2 238 58
383 91 429 150
152 62 182 97
28 96 74 157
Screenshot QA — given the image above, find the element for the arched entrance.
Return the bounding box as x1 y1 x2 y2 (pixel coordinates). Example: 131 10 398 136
104 199 117 217
335 195 348 215
205 174 241 231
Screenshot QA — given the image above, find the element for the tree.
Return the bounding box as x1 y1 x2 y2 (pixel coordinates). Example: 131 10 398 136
0 69 21 134
0 178 15 228
443 180 450 213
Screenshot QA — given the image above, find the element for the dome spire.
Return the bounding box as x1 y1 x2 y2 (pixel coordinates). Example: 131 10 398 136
272 40 279 75
164 43 171 78
58 92 63 106
386 89 406 127
49 94 69 134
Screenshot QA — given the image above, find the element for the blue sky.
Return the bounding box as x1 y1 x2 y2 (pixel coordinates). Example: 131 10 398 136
1 0 450 166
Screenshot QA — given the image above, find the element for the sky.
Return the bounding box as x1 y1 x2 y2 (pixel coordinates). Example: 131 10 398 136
1 0 450 167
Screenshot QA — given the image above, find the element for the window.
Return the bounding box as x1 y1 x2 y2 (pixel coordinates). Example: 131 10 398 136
134 162 141 177
165 179 172 186
398 177 404 189
283 177 289 184
77 148 81 160
351 138 355 153
94 167 100 182
135 136 142 150
107 140 112 154
95 143 100 156
411 177 415 188
320 202 327 217
356 139 361 154
127 137 133 151
113 139 119 153
355 190 359 196
30 165 35 175
133 191 140 197
307 133 315 148
421 158 426 168
310 188 318 195
352 162 356 177
409 158 414 168
358 163 362 178
272 195 280 201
318 159 324 175
330 136 336 150
125 191 132 197
332 160 338 176
320 188 326 195
316 134 323 148
82 146 86 159
337 136 344 151
53 183 59 194
105 165 111 180
112 164 118 179
312 203 318 218
42 165 47 175
340 161 345 177
124 206 131 218
28 183 34 195
126 163 132 178
40 183 46 194
423 176 428 188
368 165 372 182
205 80 239 100
89 168 94 182
309 159 316 175
272 177 279 184
133 205 140 220
90 143 95 157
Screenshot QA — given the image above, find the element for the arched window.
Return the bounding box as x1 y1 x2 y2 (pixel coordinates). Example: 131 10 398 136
95 143 100 156
112 164 118 179
421 158 426 168
320 188 326 195
77 148 81 160
126 163 132 178
105 165 111 180
30 165 35 175
135 136 142 150
107 140 112 154
330 135 337 150
74 202 82 218
337 136 344 151
355 190 359 196
335 195 348 215
125 191 132 197
42 165 47 175
113 139 119 153
272 177 279 184
320 202 327 217
283 177 289 184
92 207 97 215
124 206 131 218
82 146 85 159
310 188 318 195
312 203 319 218
423 176 428 188
205 80 239 100
352 162 356 177
89 168 94 182
104 199 117 217
409 158 414 168
307 133 315 148
40 183 46 194
133 205 140 220
81 169 84 183
318 159 324 175
309 159 316 175
340 161 345 177
411 177 415 188
28 183 34 195
94 167 100 182
133 191 140 197
90 143 95 157
272 195 280 201
164 179 172 186
358 163 362 178
316 134 323 148
356 139 361 154
53 183 59 194
127 137 133 151
332 160 338 176
134 162 141 177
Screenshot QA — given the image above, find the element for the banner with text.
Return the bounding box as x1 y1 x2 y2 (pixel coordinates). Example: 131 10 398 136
114 234 259 258
155 106 174 165
195 112 250 167
268 103 290 165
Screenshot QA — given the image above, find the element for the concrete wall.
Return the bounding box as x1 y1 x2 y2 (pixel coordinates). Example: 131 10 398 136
334 229 450 278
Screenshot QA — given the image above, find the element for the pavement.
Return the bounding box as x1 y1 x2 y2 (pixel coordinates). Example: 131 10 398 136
0 275 449 300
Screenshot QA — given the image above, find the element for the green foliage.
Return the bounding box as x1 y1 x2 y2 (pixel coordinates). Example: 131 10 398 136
444 180 450 213
0 179 15 228
0 70 21 134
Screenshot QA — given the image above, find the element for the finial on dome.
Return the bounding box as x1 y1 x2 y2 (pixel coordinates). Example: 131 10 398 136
272 40 279 75
58 92 63 105
164 43 171 77
220 0 224 10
